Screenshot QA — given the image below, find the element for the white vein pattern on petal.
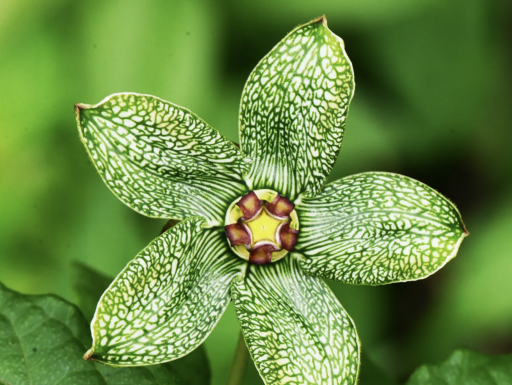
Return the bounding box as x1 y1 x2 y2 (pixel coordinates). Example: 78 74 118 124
295 172 466 284
91 217 245 365
79 93 249 227
232 257 359 385
240 21 354 200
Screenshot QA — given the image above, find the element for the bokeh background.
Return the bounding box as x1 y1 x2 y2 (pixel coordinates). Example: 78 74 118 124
1 0 511 384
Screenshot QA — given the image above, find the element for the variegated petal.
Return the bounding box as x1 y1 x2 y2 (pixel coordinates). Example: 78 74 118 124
86 217 245 366
239 16 354 200
232 257 360 385
295 172 468 284
76 93 250 227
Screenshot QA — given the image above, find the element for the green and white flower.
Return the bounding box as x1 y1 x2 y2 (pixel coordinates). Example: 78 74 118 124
75 16 467 385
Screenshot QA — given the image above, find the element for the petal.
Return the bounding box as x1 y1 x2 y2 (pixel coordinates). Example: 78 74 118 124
266 194 295 218
237 191 263 220
278 223 299 251
294 172 468 284
239 16 354 200
76 93 250 227
225 223 251 248
85 217 245 366
248 244 277 265
231 257 360 385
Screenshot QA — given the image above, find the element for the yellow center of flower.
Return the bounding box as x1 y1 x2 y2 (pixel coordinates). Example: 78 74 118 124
245 208 284 248
225 189 299 263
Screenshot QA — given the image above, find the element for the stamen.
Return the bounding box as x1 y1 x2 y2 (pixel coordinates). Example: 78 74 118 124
279 223 299 251
225 223 251 248
225 189 299 264
266 194 294 218
249 244 278 265
237 191 262 221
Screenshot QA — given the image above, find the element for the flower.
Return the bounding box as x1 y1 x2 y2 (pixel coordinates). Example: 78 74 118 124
75 16 467 385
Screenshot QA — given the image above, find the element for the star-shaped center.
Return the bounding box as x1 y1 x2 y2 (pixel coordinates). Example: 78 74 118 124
224 189 299 265
245 207 285 249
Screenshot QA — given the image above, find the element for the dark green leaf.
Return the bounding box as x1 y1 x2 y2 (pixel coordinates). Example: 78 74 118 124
0 281 104 385
406 349 512 385
0 281 210 385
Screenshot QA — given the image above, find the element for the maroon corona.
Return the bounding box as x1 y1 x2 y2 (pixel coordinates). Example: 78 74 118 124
225 190 299 265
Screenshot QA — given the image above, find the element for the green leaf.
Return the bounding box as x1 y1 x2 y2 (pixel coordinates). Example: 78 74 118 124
0 282 102 385
71 261 113 322
294 172 467 284
231 257 360 385
239 16 354 200
87 217 245 366
406 349 512 385
76 93 250 227
0 281 209 385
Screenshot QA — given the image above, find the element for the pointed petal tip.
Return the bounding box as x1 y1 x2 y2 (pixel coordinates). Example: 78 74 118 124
460 219 469 237
74 103 90 119
83 348 95 361
313 15 328 26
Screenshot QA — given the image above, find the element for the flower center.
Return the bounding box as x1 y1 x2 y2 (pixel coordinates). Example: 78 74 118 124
245 208 282 246
225 190 299 265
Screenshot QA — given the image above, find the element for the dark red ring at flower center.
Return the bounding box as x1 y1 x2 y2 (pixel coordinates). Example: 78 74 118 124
225 191 299 265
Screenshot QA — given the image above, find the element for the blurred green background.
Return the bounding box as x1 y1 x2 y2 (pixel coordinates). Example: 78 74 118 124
1 0 511 384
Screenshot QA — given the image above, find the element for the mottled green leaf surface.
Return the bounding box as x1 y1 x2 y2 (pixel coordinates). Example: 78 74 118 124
240 16 354 200
406 349 512 385
76 93 250 227
0 282 209 385
0 282 102 385
88 217 245 366
295 172 467 284
231 257 360 385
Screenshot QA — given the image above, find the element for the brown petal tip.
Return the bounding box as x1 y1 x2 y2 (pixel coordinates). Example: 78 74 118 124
266 194 295 218
462 222 469 237
83 348 95 361
279 223 299 251
249 244 278 265
237 191 262 220
225 223 251 248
